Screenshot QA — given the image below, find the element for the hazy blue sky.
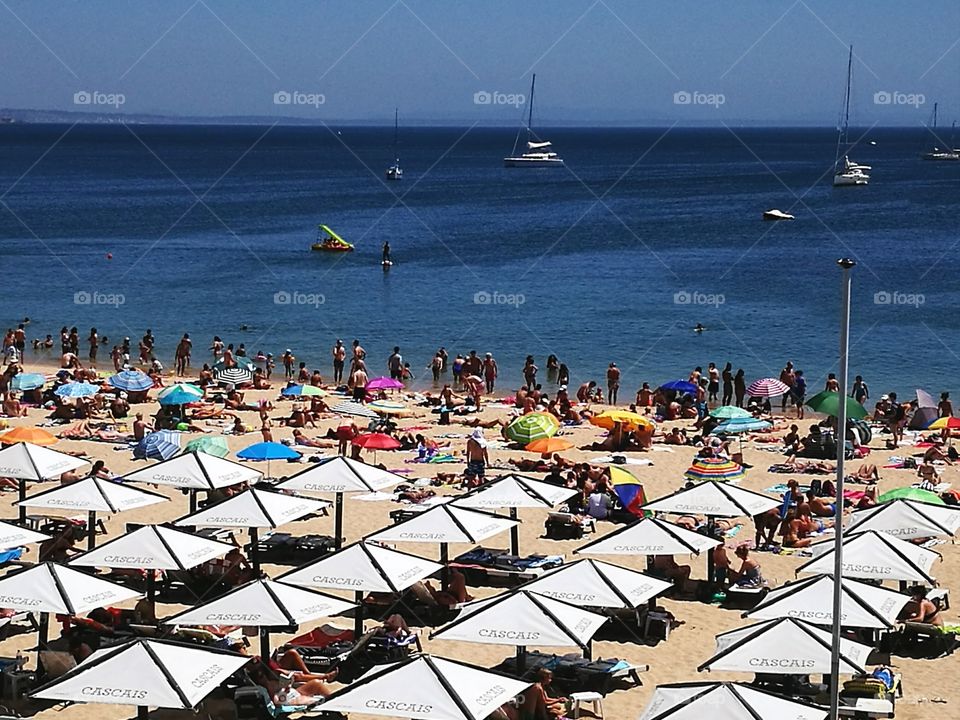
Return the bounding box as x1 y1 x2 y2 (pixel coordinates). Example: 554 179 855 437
2 1 958 125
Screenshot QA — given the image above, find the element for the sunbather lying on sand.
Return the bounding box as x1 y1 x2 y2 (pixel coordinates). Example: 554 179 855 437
58 420 131 442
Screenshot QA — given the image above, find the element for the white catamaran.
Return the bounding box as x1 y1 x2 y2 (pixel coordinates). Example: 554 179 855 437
833 46 870 187
386 108 403 180
921 102 960 161
504 74 563 168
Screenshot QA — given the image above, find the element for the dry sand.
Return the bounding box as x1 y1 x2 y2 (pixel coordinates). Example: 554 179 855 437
1 360 957 720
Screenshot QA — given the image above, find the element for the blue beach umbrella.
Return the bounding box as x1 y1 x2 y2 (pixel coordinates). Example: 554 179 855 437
157 384 204 406
134 430 181 461
237 441 301 479
712 417 773 454
54 382 101 398
659 379 698 395
108 369 154 392
11 373 45 391
281 384 326 397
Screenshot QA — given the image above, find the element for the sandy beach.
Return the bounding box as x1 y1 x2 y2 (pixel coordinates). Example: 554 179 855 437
1 357 958 720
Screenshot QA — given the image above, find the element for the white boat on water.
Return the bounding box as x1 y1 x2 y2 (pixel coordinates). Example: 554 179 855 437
832 46 869 187
385 108 403 180
921 103 960 161
762 209 795 221
504 74 563 168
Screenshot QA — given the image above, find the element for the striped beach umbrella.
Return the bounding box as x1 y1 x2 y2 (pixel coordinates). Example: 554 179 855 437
213 357 255 373
745 378 790 397
54 382 100 398
368 400 406 415
214 367 253 386
134 430 181 461
684 456 746 483
281 384 326 397
107 369 154 392
504 412 559 444
330 400 377 418
157 383 203 406
10 373 45 392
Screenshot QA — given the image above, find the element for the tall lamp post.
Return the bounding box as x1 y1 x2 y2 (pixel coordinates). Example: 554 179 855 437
830 258 855 720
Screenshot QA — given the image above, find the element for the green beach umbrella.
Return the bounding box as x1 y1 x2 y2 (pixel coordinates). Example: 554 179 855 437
504 412 559 444
184 436 230 458
878 487 944 505
710 406 752 420
804 390 868 420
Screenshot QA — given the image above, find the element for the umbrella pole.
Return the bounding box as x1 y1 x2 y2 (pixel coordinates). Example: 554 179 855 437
517 645 527 674
37 611 49 672
335 492 344 550
260 629 271 659
509 507 519 556
147 572 155 603
354 589 364 640
250 528 260 575
583 639 592 661
138 706 149 720
189 489 197 514
440 544 449 588
88 511 97 550
18 481 26 523
705 518 716 597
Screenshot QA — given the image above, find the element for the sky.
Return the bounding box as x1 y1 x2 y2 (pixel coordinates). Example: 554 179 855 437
2 0 958 125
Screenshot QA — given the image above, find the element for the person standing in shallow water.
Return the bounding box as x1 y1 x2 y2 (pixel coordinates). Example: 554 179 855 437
721 362 733 406
734 368 746 407
332 339 346 384
523 356 538 391
606 362 621 405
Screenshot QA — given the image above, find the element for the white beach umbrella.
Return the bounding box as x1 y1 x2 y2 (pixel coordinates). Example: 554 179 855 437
320 654 530 720
31 638 249 719
644 482 779 518
175 487 329 571
0 441 89 521
575 516 721 556
276 456 404 549
745 574 909 629
797 530 940 584
453 474 578 554
69 524 234 572
18 477 169 549
0 519 50 550
699 617 872 675
164 578 353 656
518 558 672 609
848 498 960 539
368 504 518 547
638 682 827 720
123 451 261 511
330 400 378 418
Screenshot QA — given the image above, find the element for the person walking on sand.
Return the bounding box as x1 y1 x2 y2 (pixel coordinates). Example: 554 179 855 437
464 429 489 488
482 352 498 394
175 333 192 376
606 362 621 405
332 339 346 384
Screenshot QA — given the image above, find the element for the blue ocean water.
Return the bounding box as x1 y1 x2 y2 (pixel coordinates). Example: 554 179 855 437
0 124 957 396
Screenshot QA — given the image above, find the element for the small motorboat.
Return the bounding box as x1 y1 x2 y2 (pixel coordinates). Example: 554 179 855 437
762 209 795 221
311 224 354 252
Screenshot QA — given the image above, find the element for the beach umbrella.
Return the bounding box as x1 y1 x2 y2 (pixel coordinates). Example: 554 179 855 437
10 373 45 391
164 579 353 657
276 456 403 549
156 383 203 406
431 589 608 665
18 477 169 549
711 417 772 455
365 376 404 391
214 366 253 385
699 617 871 675
279 540 444 637
368 399 407 414
31 638 249 720
183 435 229 457
878 486 944 505
745 378 790 397
236 440 300 478
659 379 697 395
608 466 648 517
576 516 721 557
453 473 577 554
0 441 88 521
638 682 827 720
645 481 778 518
174 487 329 572
927 415 960 430
213 356 255 373
70 524 233 574
504 412 559 444
134 429 181 461
848 498 960 539
518 558 672 609
107 369 154 392
320 654 530 720
54 381 100 398
352 432 401 463
683 456 746 483
0 426 58 446
524 437 573 454
280 383 326 397
590 410 654 431
797 530 940 584
0 519 50 550
804 390 868 420
330 400 378 418
745 574 909 629
124 450 261 512
710 405 751 420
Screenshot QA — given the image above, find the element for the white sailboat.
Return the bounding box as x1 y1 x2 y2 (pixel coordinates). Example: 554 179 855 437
833 46 869 187
921 102 960 161
504 74 563 168
385 108 403 180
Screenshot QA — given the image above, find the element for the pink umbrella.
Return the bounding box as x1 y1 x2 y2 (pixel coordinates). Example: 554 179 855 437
365 376 404 391
746 378 790 397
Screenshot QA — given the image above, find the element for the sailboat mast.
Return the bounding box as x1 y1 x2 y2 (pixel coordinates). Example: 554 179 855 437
527 74 536 133
835 45 853 167
393 108 399 161
933 102 938 130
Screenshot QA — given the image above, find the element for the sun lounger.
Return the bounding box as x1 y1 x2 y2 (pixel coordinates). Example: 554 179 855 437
497 650 648 694
839 673 902 718
899 621 958 657
451 547 563 587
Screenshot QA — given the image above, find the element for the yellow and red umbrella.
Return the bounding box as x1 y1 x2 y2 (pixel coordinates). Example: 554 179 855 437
0 426 58 446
